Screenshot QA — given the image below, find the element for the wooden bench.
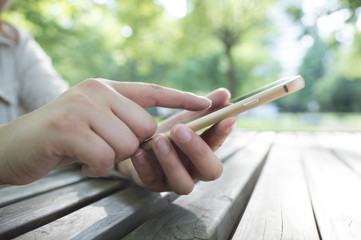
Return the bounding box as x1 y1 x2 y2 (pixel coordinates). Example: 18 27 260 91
1 130 360 239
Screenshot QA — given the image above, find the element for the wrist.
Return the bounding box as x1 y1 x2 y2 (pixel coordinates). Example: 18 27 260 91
0 122 25 185
0 124 10 184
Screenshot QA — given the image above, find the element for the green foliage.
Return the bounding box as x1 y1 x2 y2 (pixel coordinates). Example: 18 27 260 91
314 36 361 112
178 0 278 96
283 0 361 112
5 0 126 85
3 0 279 99
278 38 328 111
337 33 361 79
238 112 361 131
168 54 225 93
330 78 361 111
3 0 360 112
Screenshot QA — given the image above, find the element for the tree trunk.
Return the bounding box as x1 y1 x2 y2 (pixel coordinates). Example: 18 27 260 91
225 43 237 97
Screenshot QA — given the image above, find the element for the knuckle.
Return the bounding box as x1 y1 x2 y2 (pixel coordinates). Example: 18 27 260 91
119 135 139 158
141 175 159 187
101 148 116 166
176 182 194 195
140 117 157 139
89 151 115 176
162 157 179 171
61 89 95 110
148 83 164 105
79 78 105 90
88 168 108 177
205 163 223 181
71 91 94 107
149 83 163 93
88 167 106 177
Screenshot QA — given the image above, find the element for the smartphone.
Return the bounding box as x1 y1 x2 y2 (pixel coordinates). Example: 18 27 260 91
141 75 305 150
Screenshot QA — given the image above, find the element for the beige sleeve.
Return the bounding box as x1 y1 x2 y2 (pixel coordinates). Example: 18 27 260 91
16 30 69 112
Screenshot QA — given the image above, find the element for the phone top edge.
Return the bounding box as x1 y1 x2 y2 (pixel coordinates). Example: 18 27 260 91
231 75 304 103
291 75 305 89
185 75 305 132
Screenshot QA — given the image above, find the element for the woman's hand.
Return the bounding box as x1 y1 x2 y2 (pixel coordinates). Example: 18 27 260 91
0 79 212 185
116 88 237 194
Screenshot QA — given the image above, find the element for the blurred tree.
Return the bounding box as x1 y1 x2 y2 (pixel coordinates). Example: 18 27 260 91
338 32 361 79
4 0 165 85
284 0 361 112
314 33 361 112
177 0 277 96
3 0 280 99
277 37 328 111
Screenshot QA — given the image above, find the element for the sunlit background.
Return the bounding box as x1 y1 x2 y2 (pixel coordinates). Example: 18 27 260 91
4 0 361 131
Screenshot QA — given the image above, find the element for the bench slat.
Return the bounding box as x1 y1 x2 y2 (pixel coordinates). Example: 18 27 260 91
0 165 85 207
215 130 256 161
123 132 276 240
17 187 175 240
0 178 126 239
316 132 361 177
231 133 319 239
300 132 361 239
14 130 256 240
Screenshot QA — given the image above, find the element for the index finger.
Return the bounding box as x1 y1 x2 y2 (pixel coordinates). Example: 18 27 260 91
157 88 231 133
101 80 212 110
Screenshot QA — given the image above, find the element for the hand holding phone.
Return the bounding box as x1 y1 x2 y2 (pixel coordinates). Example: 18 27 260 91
141 75 305 150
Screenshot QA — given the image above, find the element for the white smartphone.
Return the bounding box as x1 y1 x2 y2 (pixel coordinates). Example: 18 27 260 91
141 75 305 150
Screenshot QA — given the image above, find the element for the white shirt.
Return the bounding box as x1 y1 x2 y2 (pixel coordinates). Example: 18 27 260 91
0 25 68 124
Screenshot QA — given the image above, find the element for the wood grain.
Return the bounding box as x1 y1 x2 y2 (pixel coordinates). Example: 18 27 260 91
4 131 359 239
215 130 256 161
17 186 176 240
123 132 276 240
299 132 361 240
231 133 319 240
0 165 85 207
0 178 126 239
316 132 361 177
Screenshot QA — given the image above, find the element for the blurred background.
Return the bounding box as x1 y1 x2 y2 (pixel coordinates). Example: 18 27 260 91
4 0 361 131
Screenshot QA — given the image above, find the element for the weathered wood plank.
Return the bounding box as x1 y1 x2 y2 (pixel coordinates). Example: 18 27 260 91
47 163 81 176
215 130 256 161
0 178 126 239
316 132 361 177
0 165 85 207
315 132 360 156
231 133 319 240
17 131 257 239
0 165 79 191
17 186 174 240
123 132 276 240
334 150 361 178
299 132 361 240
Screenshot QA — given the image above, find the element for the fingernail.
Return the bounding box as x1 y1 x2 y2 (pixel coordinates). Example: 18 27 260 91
134 148 145 165
174 125 192 143
154 135 170 155
197 96 212 108
134 148 143 157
